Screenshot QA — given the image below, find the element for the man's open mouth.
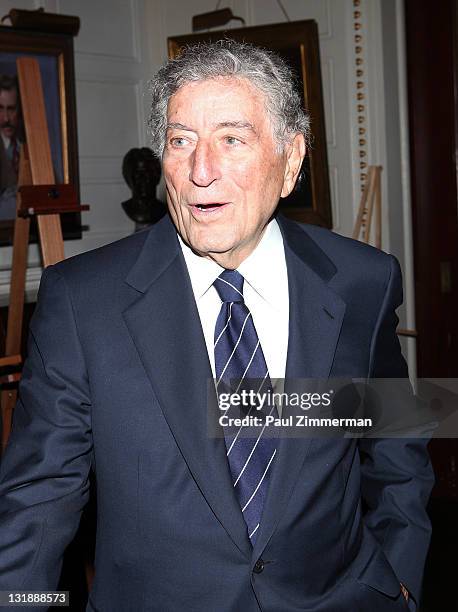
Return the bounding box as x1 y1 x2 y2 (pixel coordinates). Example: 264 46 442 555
192 203 229 212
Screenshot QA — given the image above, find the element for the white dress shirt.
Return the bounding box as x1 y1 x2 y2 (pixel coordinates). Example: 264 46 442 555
1 134 11 150
1 133 21 152
178 219 289 381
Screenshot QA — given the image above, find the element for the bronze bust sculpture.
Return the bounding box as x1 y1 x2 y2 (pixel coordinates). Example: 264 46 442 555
121 147 166 229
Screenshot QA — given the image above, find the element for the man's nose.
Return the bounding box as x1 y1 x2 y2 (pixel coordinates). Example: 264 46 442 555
189 141 221 187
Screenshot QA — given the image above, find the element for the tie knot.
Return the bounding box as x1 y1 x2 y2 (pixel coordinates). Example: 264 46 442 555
214 269 244 303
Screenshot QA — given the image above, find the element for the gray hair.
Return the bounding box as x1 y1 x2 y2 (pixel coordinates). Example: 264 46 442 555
149 39 310 156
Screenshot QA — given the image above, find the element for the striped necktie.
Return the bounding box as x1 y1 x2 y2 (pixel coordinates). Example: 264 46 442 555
214 269 277 544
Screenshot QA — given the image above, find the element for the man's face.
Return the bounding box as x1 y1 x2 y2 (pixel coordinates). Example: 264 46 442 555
0 88 19 140
162 77 304 268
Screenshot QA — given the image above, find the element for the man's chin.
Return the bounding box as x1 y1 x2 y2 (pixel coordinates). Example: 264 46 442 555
185 227 238 255
189 241 236 258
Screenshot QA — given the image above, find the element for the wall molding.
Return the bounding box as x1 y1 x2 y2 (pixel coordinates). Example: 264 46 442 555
57 0 141 63
320 0 333 39
329 165 340 232
75 50 140 64
395 0 417 377
351 0 369 197
76 74 142 85
130 0 142 64
80 179 125 186
323 57 337 148
0 266 42 306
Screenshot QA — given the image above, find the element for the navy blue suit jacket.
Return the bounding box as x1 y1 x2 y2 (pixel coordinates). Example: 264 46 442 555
0 214 433 611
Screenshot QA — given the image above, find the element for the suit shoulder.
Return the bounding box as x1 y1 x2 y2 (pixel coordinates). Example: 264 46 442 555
41 215 178 301
300 222 387 257
48 227 151 284
295 222 394 275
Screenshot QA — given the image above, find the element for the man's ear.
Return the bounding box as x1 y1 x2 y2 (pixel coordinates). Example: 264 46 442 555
281 133 306 198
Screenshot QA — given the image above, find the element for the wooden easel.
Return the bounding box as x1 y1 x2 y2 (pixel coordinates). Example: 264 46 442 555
352 165 382 249
0 57 88 450
352 165 417 339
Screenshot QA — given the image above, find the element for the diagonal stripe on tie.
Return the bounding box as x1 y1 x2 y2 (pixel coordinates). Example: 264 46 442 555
226 372 269 457
214 269 277 544
214 302 234 348
216 311 252 388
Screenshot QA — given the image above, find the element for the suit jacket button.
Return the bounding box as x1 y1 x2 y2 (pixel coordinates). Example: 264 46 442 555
253 559 265 574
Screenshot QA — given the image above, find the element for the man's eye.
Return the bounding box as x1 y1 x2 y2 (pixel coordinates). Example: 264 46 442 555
224 136 242 146
170 137 188 147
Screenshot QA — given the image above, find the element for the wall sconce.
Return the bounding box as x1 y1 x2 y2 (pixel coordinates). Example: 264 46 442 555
192 8 245 32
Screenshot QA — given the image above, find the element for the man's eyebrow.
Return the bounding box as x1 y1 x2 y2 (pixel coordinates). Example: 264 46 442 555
166 122 194 131
216 121 257 133
166 121 257 133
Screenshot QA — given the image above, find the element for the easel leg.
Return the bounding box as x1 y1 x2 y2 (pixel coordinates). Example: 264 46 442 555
1 389 17 452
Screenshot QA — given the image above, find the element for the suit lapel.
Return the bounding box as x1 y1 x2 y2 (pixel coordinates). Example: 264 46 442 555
280 216 347 381
122 217 251 558
252 216 346 560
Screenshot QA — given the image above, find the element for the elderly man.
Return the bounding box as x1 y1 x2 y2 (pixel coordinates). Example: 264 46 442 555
0 40 432 611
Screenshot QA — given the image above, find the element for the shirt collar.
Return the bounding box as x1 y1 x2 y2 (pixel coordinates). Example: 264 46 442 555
238 219 286 312
178 218 286 307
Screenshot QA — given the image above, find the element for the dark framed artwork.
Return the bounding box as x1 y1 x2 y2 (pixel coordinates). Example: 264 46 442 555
0 26 81 245
168 20 332 228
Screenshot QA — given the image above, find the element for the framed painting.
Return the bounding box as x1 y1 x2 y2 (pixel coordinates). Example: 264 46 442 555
168 20 332 228
0 26 81 245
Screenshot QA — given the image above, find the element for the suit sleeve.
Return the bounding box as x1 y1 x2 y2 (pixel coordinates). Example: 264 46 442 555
359 255 434 607
0 266 93 602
